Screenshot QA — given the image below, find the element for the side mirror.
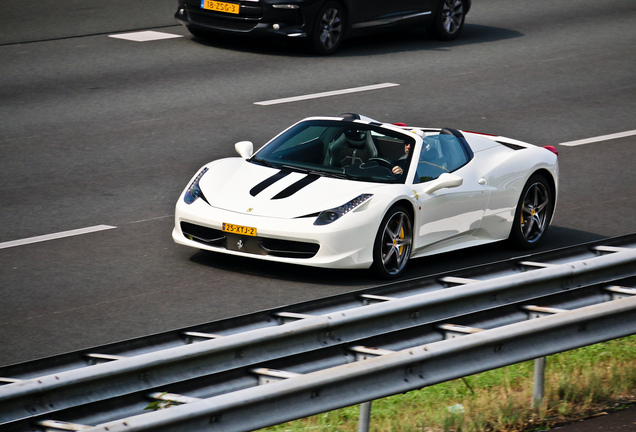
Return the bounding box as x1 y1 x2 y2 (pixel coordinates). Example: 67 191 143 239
423 173 463 195
235 141 253 159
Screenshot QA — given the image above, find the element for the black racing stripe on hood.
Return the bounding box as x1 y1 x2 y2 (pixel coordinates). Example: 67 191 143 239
272 174 320 200
250 171 291 197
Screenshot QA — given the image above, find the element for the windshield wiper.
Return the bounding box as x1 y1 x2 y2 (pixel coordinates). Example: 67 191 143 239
249 157 277 169
318 171 350 179
281 165 349 179
280 164 307 173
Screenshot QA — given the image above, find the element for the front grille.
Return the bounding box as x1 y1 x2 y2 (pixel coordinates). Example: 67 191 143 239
181 222 319 259
188 11 259 31
181 222 224 246
260 238 320 258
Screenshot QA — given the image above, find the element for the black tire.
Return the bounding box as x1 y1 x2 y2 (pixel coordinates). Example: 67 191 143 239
372 206 413 278
509 174 554 249
429 0 466 41
310 1 345 55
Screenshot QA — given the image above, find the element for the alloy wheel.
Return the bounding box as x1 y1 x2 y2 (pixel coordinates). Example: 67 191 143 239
441 0 464 36
318 7 343 51
520 181 550 243
378 209 413 276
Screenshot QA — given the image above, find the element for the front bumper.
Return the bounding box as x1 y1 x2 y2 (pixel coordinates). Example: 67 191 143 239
173 198 379 270
175 0 317 39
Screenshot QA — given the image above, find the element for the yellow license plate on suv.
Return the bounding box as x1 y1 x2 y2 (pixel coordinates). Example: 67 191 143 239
201 0 240 14
222 223 257 236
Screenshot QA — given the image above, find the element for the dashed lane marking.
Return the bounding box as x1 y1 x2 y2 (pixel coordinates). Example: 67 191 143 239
0 225 117 250
559 130 636 146
254 83 400 106
108 31 183 42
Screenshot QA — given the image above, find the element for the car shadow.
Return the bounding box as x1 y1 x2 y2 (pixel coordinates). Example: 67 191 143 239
400 226 606 279
335 24 524 57
189 250 376 286
186 24 523 57
188 226 607 285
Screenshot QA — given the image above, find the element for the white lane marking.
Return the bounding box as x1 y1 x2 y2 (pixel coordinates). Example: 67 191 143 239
559 130 636 147
0 225 116 250
254 83 400 106
108 31 183 42
4 135 41 143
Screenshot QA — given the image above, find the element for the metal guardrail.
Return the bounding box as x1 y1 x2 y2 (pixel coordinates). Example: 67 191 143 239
1 235 635 431
3 235 636 382
85 296 636 432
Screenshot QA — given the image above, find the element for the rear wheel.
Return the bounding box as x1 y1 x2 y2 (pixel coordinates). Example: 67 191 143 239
509 174 554 249
373 206 413 278
310 1 345 55
430 0 466 41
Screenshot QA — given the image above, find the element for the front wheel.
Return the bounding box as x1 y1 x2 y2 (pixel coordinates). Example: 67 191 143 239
373 206 413 278
429 0 466 41
509 174 554 249
310 1 345 55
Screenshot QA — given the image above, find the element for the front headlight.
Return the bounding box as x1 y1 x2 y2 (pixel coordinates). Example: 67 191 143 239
314 194 373 226
183 168 209 204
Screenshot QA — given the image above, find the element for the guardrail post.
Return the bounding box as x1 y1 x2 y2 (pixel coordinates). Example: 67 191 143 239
532 357 546 409
358 401 372 432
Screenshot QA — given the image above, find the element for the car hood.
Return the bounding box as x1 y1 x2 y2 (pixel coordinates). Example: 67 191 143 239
198 158 382 218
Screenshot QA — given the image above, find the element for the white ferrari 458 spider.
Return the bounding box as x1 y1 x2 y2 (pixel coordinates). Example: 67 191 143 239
173 113 559 278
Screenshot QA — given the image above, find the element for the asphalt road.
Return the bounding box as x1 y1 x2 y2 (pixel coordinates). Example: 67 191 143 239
0 0 635 368
554 406 636 431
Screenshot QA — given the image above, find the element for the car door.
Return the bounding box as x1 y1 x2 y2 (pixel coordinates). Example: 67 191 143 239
347 0 404 29
400 0 436 21
411 133 490 251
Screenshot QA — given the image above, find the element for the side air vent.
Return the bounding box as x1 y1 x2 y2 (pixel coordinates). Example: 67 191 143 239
497 141 526 151
259 238 320 258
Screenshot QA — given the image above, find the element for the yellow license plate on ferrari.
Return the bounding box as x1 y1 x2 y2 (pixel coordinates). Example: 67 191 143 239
222 223 257 236
201 0 240 14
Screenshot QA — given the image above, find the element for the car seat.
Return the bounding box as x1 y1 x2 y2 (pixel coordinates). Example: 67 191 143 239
325 129 378 167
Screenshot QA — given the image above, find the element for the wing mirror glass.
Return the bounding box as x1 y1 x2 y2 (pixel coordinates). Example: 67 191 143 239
235 141 253 159
423 173 463 195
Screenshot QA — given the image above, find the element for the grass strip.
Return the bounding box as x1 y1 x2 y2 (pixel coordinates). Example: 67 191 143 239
260 335 635 431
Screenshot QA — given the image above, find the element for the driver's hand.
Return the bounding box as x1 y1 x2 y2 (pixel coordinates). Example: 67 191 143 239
392 166 403 175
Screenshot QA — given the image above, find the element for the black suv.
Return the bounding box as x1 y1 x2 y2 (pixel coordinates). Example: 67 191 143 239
175 0 471 54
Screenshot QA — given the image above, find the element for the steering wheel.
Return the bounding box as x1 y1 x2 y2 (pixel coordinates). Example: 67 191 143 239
367 157 394 168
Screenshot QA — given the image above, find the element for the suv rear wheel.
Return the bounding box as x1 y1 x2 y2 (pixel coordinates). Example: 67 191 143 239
430 0 466 41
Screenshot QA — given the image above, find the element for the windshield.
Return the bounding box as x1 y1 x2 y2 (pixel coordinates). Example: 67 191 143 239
414 133 473 183
250 120 416 184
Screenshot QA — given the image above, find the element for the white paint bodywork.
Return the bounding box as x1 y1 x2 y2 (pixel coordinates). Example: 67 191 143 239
173 116 558 270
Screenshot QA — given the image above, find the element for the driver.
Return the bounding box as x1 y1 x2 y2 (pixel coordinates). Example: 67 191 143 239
392 129 423 175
